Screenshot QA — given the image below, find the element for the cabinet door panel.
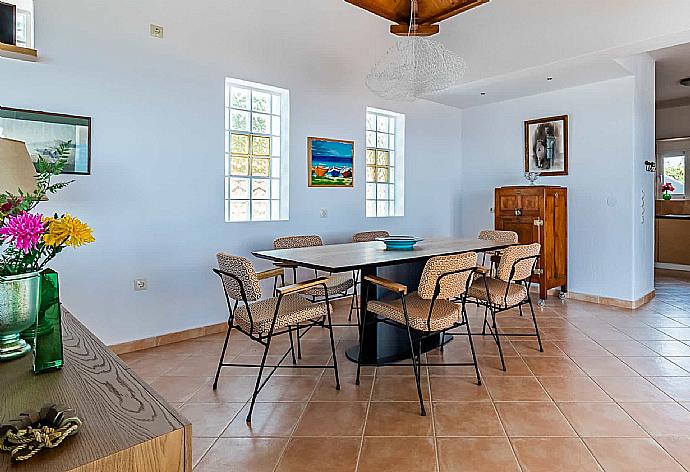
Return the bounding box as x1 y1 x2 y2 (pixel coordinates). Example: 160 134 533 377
497 195 519 214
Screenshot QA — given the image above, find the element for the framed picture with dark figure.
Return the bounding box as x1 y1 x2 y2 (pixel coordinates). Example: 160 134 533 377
0 1 16 45
524 115 568 176
0 107 92 175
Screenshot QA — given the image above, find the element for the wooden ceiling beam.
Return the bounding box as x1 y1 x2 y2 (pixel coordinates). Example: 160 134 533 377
344 0 410 24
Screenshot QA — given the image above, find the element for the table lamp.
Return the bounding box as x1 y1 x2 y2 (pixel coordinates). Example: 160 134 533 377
0 137 38 195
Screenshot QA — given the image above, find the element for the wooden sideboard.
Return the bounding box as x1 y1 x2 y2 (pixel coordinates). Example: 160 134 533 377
0 309 191 471
494 185 568 302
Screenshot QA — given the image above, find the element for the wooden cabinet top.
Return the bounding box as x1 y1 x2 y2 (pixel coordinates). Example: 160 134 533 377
496 185 567 190
0 309 190 471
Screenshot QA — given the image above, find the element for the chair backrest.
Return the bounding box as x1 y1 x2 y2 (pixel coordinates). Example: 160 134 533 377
418 252 477 300
216 253 262 302
478 230 518 244
352 231 390 243
496 243 541 282
273 235 323 250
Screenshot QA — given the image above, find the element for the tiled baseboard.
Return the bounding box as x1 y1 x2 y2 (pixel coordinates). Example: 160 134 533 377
110 322 227 355
567 290 656 309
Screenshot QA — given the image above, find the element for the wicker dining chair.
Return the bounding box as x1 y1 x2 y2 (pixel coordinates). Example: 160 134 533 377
466 243 543 371
356 252 481 416
350 231 390 322
212 253 340 423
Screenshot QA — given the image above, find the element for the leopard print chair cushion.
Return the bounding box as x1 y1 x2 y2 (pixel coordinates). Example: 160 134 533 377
417 252 477 300
495 243 541 282
216 253 262 302
273 235 323 250
352 231 390 243
478 230 518 244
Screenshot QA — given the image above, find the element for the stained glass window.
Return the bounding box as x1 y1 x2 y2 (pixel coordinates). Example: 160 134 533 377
226 78 288 222
366 108 404 217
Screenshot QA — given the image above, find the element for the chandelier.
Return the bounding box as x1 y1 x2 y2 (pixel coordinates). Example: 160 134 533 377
365 0 466 101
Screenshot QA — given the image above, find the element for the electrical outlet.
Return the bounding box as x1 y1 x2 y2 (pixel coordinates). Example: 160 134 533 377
150 24 164 38
320 208 328 218
134 278 148 291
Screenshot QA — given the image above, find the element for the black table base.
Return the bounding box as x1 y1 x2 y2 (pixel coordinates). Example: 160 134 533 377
345 330 452 365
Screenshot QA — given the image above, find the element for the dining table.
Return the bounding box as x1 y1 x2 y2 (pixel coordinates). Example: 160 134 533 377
253 237 513 365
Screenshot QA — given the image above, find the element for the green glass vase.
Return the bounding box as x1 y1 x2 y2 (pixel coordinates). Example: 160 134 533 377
663 192 672 201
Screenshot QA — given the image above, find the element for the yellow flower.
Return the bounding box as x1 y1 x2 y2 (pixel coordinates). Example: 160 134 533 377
43 214 95 248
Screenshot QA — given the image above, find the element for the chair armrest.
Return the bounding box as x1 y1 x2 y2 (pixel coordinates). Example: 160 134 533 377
475 266 490 276
276 277 329 295
257 267 284 280
363 275 408 295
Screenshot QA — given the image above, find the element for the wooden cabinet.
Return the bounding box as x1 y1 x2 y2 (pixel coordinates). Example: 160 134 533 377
494 186 568 302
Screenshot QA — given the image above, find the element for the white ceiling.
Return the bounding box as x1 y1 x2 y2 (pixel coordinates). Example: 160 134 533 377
651 42 690 107
415 0 690 109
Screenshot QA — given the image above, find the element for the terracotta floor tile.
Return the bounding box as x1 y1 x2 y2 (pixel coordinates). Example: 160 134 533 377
571 356 639 377
598 339 659 357
621 402 690 436
358 437 437 472
593 377 672 402
437 437 520 471
433 402 505 437
222 402 306 437
643 340 690 356
557 402 648 437
495 402 576 437
365 401 433 436
180 402 243 437
195 437 287 472
646 376 690 401
659 327 690 340
484 376 550 401
275 437 360 472
189 376 256 403
429 376 490 402
537 377 612 402
162 355 220 377
621 356 690 376
511 438 602 472
511 340 564 357
478 355 533 376
148 376 208 403
192 437 215 467
668 356 690 372
655 436 690 469
256 376 319 402
521 356 585 377
584 438 684 472
293 401 367 437
553 340 611 356
372 375 430 402
311 375 372 402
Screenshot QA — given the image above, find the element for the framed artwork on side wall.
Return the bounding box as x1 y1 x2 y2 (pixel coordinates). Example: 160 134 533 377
308 137 354 187
524 115 568 176
0 106 92 175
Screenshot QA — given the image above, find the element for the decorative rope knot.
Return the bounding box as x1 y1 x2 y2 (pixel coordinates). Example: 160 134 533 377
0 404 81 462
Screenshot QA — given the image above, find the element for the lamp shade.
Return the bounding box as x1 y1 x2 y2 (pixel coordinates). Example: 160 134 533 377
0 137 38 195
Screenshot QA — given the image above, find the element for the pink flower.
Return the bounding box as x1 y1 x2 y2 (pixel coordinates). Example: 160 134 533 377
0 212 46 253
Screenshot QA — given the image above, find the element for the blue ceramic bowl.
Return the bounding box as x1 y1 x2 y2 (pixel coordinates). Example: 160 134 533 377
375 236 424 251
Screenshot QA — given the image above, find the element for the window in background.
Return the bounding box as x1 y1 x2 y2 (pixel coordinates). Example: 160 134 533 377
662 153 686 198
366 107 405 217
225 78 289 222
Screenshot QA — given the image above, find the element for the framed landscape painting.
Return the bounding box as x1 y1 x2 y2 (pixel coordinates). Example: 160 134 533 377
308 137 354 187
524 115 568 176
0 106 92 175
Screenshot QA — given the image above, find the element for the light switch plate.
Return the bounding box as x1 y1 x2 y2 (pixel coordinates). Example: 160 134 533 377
320 209 328 218
150 24 164 38
134 278 148 291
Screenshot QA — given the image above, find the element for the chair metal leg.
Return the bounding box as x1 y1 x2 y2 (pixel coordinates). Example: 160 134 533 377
213 322 233 390
246 338 271 423
402 298 426 416
288 327 297 365
491 308 506 371
296 323 302 359
528 298 544 352
348 271 358 322
325 296 341 390
355 315 368 386
482 306 489 335
440 330 447 352
463 303 481 385
518 304 524 317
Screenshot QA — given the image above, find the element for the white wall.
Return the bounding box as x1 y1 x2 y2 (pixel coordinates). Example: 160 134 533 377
0 0 462 344
657 104 690 139
459 78 655 302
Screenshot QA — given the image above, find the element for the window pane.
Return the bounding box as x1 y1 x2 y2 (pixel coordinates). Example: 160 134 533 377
366 200 376 217
230 88 250 110
252 91 271 113
389 118 395 134
376 115 389 133
377 200 389 217
251 157 270 177
271 200 280 220
389 200 396 216
366 149 376 165
252 135 271 156
231 134 250 154
271 179 281 199
251 113 271 134
272 116 281 136
366 166 376 182
366 114 376 131
376 167 389 183
389 135 395 150
229 178 249 199
366 131 376 148
251 179 270 199
230 155 250 176
230 109 250 131
271 158 281 178
272 136 281 156
376 132 388 149
230 200 250 221
366 183 376 199
389 151 395 167
252 200 270 221
663 155 685 195
377 184 388 200
376 150 389 166
272 95 281 115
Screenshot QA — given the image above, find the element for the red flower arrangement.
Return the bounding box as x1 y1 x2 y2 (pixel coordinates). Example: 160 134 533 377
662 182 675 193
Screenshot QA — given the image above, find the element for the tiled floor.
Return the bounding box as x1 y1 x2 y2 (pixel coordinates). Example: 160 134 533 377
120 270 690 471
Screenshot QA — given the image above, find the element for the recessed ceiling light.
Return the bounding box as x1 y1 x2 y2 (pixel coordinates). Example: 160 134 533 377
681 78 690 87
